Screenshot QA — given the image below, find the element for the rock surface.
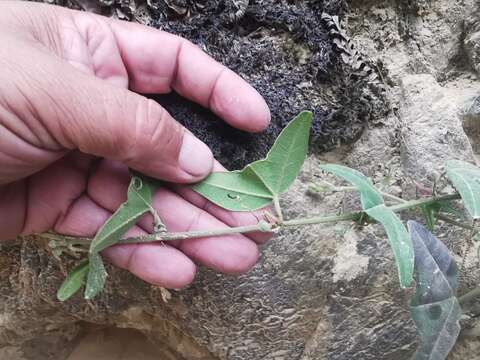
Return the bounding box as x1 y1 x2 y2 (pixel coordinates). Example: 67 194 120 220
1 0 480 359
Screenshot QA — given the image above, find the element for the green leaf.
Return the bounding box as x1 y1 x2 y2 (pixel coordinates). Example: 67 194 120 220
84 253 107 300
365 205 414 288
57 260 89 302
320 164 384 210
90 175 157 254
192 172 273 211
84 175 161 300
408 221 460 360
445 160 480 219
193 111 313 211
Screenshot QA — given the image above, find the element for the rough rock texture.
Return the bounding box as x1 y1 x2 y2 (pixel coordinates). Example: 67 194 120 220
399 74 474 179
2 0 480 359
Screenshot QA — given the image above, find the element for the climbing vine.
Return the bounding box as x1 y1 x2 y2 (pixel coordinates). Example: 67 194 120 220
45 111 480 360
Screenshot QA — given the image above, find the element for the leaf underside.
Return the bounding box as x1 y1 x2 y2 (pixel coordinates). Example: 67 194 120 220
408 221 460 360
445 160 480 219
193 111 313 211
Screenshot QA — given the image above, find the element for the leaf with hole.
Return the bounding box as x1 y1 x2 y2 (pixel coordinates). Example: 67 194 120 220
320 164 384 210
445 160 480 219
408 221 460 360
57 260 89 302
365 205 414 288
90 175 159 254
193 111 313 211
85 175 162 300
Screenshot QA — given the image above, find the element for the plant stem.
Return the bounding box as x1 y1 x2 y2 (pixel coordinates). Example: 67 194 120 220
388 193 461 212
381 192 406 204
436 214 474 231
40 222 274 248
41 193 462 247
120 222 273 244
283 193 461 228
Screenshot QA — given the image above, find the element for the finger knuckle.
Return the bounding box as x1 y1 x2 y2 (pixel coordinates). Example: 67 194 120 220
129 98 183 161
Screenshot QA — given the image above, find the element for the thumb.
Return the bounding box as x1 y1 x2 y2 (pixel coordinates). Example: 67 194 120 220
4 40 214 183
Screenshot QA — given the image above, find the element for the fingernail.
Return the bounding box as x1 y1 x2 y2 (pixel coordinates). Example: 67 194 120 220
179 133 213 177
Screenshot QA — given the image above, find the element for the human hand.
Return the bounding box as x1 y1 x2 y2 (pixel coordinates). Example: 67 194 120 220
0 1 271 288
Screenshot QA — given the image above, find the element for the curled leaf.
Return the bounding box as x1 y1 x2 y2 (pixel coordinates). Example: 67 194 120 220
193 111 313 211
445 160 480 219
57 260 89 302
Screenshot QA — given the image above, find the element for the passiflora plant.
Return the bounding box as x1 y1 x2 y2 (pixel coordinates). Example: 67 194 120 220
45 111 480 360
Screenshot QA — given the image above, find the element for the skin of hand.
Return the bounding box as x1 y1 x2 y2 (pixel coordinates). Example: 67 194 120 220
0 1 272 289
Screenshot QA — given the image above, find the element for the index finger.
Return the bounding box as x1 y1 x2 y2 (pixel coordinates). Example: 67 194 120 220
107 19 271 132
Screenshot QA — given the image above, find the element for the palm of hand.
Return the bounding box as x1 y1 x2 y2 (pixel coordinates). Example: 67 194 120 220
0 2 271 288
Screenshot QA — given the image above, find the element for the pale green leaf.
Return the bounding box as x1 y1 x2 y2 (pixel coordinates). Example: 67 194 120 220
248 111 313 195
445 160 480 219
193 111 313 211
365 205 414 288
408 221 460 360
85 175 161 300
90 175 156 254
320 164 384 210
192 171 273 211
84 253 107 300
57 260 89 302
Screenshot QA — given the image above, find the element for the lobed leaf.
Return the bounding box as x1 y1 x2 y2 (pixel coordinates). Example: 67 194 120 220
57 260 89 302
320 164 384 210
408 221 460 360
193 111 313 211
445 160 480 219
365 205 414 288
248 111 313 195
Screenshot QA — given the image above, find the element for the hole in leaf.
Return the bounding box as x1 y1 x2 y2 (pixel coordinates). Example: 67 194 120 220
132 177 143 190
227 194 241 201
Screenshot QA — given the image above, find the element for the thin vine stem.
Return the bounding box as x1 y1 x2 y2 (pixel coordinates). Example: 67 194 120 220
41 193 462 246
